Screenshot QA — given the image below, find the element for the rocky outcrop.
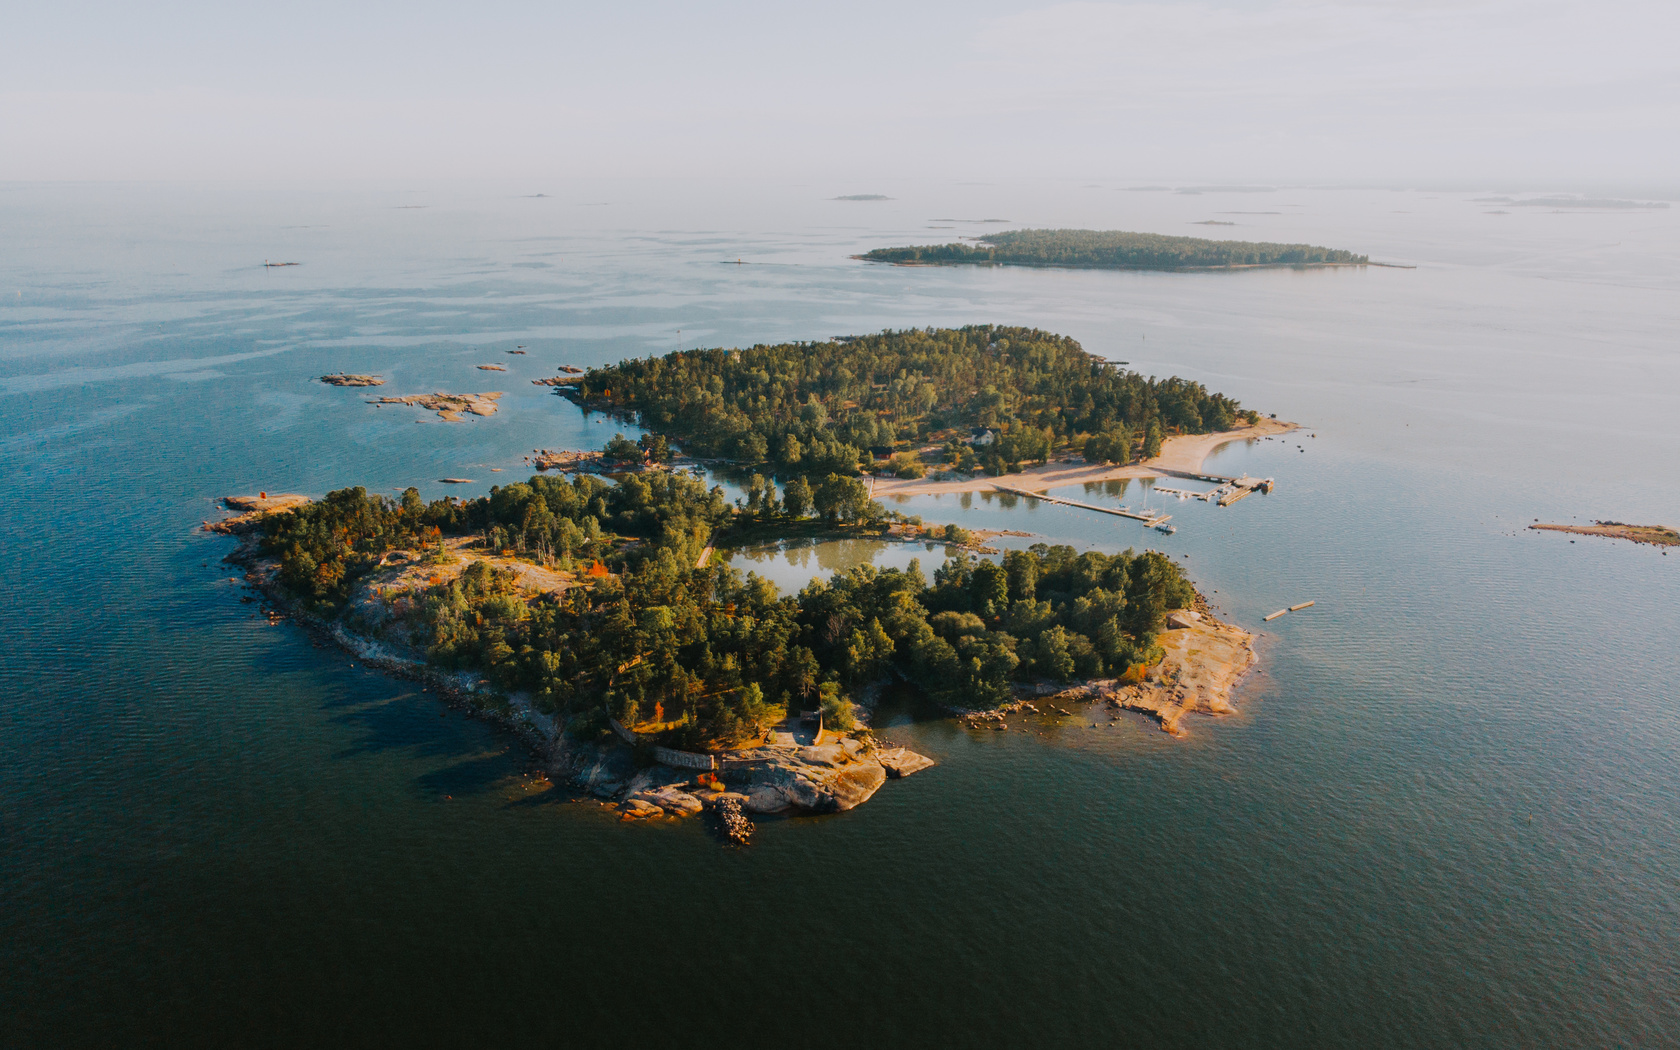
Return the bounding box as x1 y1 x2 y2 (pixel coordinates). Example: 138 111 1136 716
203 494 312 534
722 740 890 814
320 373 384 387
549 735 929 821
366 392 502 422
1097 619 1254 735
876 747 936 779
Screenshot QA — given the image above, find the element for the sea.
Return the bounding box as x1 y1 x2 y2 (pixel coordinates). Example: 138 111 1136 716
2 179 1677 1047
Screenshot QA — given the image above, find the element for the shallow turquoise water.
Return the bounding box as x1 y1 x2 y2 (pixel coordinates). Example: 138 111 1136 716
2 181 1677 1047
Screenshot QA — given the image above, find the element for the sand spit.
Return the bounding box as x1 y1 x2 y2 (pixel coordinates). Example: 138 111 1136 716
368 392 502 421
871 418 1298 499
1531 522 1679 547
476 364 507 371
203 493 312 533
320 373 384 387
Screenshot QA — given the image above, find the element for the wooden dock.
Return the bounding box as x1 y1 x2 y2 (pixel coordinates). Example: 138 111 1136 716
1148 469 1274 507
992 485 1172 527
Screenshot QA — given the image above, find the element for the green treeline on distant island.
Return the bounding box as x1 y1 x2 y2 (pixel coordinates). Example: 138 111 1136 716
570 325 1256 478
862 228 1368 270
260 471 1193 748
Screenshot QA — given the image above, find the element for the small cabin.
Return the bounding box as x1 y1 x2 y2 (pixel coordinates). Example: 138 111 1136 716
968 427 999 447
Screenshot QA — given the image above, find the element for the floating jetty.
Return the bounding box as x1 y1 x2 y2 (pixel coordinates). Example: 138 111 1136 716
992 485 1172 527
1264 600 1315 622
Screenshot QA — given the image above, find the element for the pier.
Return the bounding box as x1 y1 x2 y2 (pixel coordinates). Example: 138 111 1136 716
1148 468 1274 506
991 485 1172 527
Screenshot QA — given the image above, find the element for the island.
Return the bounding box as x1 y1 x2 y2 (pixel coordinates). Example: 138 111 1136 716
367 392 503 421
219 327 1267 831
860 228 1368 270
320 373 385 387
560 324 1261 479
1530 521 1680 547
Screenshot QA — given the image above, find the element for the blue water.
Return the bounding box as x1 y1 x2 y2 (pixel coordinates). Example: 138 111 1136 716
2 180 1677 1046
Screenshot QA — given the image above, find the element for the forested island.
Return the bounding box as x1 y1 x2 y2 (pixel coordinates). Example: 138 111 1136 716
861 228 1368 270
221 326 1265 823
566 325 1258 477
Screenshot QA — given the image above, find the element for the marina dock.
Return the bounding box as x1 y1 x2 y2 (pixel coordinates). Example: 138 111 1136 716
1149 468 1274 507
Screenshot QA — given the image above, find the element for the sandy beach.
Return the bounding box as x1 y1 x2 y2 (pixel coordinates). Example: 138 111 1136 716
870 418 1299 500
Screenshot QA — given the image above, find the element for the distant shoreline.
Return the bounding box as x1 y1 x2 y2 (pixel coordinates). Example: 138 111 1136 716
853 257 1414 272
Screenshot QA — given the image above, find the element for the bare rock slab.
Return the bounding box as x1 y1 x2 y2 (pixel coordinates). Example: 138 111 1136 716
876 747 936 779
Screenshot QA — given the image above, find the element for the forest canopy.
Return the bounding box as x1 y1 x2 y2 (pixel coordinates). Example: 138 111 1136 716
258 474 1197 750
568 325 1256 477
862 228 1367 270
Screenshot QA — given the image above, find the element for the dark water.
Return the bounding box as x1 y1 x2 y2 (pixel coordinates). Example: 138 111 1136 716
3 181 1677 1047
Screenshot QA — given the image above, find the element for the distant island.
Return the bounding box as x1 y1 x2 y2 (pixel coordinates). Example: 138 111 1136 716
1530 521 1679 547
833 194 892 201
860 228 1369 270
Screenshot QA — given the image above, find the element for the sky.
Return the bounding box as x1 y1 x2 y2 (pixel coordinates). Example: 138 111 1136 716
3 0 1676 186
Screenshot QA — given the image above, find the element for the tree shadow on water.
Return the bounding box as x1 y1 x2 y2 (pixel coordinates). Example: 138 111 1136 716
415 751 519 799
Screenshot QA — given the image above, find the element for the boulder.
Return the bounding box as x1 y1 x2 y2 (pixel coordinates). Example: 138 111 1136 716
1166 610 1203 630
619 798 661 818
876 747 936 779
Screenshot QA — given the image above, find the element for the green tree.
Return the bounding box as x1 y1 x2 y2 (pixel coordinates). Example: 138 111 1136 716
781 476 813 519
604 433 642 462
813 473 873 523
969 559 1009 615
637 433 673 463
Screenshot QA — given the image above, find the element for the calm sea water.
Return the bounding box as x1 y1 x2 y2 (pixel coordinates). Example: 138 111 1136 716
2 180 1677 1047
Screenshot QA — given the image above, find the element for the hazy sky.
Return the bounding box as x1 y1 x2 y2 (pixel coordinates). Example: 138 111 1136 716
4 0 1675 185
